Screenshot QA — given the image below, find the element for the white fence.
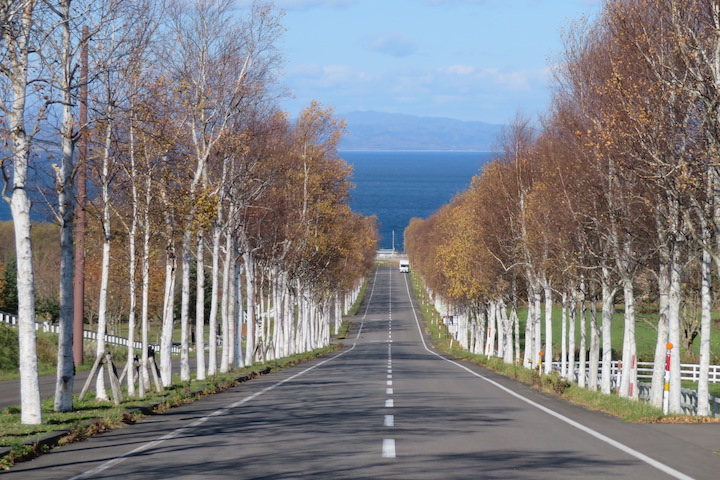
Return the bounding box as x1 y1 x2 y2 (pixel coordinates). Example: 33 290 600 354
552 360 720 417
551 360 720 384
0 311 179 354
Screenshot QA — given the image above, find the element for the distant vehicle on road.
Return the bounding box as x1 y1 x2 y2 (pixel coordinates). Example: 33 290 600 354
399 260 410 273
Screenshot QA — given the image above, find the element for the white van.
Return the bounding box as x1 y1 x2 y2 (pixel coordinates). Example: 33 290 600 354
399 260 410 273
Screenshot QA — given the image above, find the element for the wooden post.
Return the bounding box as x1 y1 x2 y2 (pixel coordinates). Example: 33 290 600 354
105 352 123 405
79 353 103 401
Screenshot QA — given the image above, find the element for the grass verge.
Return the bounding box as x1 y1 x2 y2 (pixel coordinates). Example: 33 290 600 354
409 273 718 424
0 344 340 470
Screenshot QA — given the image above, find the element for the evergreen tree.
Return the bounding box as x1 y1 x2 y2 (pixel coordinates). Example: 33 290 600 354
0 257 19 315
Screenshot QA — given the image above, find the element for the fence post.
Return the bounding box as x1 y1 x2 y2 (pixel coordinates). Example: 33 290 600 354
663 343 672 415
538 351 543 373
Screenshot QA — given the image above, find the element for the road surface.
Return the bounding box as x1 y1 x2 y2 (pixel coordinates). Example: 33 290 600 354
4 266 720 479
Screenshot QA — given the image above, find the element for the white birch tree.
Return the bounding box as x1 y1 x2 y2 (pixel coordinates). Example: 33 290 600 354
0 0 43 424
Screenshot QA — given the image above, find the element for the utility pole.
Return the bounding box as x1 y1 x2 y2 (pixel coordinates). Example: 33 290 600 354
73 25 88 367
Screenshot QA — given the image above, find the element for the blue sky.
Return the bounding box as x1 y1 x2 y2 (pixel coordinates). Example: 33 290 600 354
273 0 601 124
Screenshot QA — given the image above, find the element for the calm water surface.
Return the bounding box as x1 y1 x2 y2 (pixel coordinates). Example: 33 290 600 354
343 151 493 250
0 151 493 252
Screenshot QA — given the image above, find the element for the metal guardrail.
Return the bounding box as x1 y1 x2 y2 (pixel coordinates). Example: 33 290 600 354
553 360 720 417
636 382 720 417
552 360 720 384
0 311 180 354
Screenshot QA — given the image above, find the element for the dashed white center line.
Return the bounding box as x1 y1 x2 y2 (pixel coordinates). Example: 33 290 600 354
382 268 397 460
382 439 396 458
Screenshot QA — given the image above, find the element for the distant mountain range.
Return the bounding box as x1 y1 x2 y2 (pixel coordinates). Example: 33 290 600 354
338 111 504 152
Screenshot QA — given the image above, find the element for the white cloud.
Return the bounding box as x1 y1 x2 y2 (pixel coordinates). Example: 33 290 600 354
439 65 476 75
289 63 375 89
476 68 548 90
364 33 418 58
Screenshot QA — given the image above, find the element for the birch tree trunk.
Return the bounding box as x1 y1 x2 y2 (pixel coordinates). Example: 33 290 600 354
533 289 542 369
160 227 177 386
244 251 256 366
94 120 114 402
126 120 139 397
139 169 153 396
568 293 576 382
195 233 206 380
1 0 42 424
543 281 552 374
698 245 712 415
588 297 600 391
667 241 683 413
523 290 534 367
220 231 233 373
179 229 192 381
560 291 568 378
207 222 222 375
512 305 520 363
649 260 669 407
578 293 587 389
234 259 244 369
53 0 78 411
600 264 615 394
618 275 637 399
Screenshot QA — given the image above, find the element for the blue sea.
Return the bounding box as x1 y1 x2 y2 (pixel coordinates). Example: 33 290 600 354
0 151 494 252
343 151 494 250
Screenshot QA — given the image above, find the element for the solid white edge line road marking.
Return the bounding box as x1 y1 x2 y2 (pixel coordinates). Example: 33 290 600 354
69 267 387 480
401 274 695 480
382 439 396 458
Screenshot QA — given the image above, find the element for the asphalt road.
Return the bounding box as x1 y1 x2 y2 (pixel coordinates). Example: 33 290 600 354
4 266 720 479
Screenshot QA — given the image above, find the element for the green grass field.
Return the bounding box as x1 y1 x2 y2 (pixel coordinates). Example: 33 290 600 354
515 305 720 364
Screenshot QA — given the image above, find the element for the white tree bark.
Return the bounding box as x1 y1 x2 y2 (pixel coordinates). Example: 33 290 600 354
543 281 552 374
207 222 222 375
179 229 192 381
667 241 683 413
195 233 206 380
600 264 615 395
588 298 600 391
568 292 576 382
93 119 113 401
618 275 637 399
160 211 177 386
578 292 587 389
138 165 153 396
1 0 42 425
220 231 232 373
244 251 256 366
522 290 534 367
698 245 712 415
234 258 244 369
